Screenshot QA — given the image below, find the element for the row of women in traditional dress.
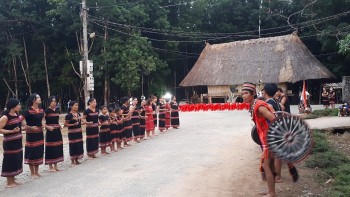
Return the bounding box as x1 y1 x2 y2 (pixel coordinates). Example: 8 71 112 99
0 94 180 188
321 87 336 109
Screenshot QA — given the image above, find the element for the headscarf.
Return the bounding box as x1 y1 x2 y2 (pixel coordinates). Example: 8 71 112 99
242 82 256 94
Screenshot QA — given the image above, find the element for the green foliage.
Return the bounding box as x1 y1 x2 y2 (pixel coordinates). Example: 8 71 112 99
339 34 350 54
327 165 350 196
305 108 339 119
306 150 348 168
311 131 331 153
305 130 350 196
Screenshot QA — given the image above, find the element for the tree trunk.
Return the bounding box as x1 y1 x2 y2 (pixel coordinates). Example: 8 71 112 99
43 42 51 97
18 56 31 94
104 77 108 106
58 89 63 113
6 90 10 106
22 37 32 94
12 57 18 97
6 31 18 98
103 21 110 106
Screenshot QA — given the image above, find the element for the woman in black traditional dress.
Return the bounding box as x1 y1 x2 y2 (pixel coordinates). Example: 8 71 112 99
329 87 336 109
158 97 166 132
131 98 141 142
64 101 84 165
0 98 23 188
44 96 64 171
321 87 329 109
152 96 158 135
121 97 133 146
115 107 124 149
139 100 146 140
170 96 180 129
109 107 117 152
23 93 45 178
99 105 111 154
83 98 99 158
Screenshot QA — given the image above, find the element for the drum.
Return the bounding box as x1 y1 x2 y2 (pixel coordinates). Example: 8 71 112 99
267 115 313 163
251 125 261 145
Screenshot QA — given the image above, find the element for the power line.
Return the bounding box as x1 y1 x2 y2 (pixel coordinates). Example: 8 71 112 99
90 18 312 43
91 32 344 62
86 0 145 9
92 19 329 43
90 18 252 39
89 17 259 39
300 25 350 38
85 0 199 9
88 10 350 37
159 0 200 8
0 7 78 38
91 33 200 58
90 20 208 43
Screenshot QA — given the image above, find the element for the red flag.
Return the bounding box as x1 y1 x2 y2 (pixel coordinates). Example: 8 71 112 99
302 80 307 108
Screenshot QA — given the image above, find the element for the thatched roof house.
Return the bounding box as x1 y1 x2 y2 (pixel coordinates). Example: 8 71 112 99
180 33 335 87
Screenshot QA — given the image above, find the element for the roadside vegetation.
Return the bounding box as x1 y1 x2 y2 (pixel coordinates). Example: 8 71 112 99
306 130 350 196
304 109 339 119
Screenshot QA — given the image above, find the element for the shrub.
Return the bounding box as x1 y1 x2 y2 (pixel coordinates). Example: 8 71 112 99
305 108 339 119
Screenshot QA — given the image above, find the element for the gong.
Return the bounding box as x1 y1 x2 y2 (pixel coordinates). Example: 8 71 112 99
267 115 313 163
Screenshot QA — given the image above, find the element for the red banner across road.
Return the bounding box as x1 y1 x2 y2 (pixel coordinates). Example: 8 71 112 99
178 103 250 112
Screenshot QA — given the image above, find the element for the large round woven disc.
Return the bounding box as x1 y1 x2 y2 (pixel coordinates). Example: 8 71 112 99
267 115 313 163
251 125 261 145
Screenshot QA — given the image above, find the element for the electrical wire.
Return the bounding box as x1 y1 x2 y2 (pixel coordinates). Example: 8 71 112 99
88 10 350 37
91 32 344 62
91 18 349 44
86 0 146 9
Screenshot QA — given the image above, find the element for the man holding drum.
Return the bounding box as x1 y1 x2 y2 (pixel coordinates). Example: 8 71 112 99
241 82 277 197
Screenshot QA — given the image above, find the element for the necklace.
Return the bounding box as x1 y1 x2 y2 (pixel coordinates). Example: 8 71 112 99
250 99 257 118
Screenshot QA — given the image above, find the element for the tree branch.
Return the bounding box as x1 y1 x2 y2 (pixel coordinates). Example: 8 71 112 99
3 77 16 97
65 47 82 78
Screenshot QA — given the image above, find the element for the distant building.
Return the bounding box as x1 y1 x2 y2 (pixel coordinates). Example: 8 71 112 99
180 33 336 103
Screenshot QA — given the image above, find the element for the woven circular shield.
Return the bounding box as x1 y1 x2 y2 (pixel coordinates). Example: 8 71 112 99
251 125 261 145
267 115 313 163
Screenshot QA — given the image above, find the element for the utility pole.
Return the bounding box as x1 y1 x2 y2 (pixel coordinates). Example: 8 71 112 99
82 0 89 108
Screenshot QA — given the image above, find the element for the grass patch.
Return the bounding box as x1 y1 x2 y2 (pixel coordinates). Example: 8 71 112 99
304 108 338 119
305 150 348 168
305 130 350 196
311 131 331 153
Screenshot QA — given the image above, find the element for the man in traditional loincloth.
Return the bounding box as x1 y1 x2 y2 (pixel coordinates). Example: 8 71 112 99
241 82 276 197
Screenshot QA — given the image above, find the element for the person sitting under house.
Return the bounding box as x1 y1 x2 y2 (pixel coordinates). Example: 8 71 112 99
338 102 350 117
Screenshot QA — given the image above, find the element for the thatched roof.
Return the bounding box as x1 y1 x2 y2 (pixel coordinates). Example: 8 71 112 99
180 33 336 87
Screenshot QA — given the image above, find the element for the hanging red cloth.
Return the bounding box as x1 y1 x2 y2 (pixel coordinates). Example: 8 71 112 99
302 80 307 109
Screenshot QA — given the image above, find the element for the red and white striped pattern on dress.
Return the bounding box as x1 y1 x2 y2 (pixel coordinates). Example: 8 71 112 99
1 114 23 177
3 132 22 142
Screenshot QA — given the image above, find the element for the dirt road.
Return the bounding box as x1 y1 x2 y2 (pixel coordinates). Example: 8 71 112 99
1 108 341 197
0 110 268 196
